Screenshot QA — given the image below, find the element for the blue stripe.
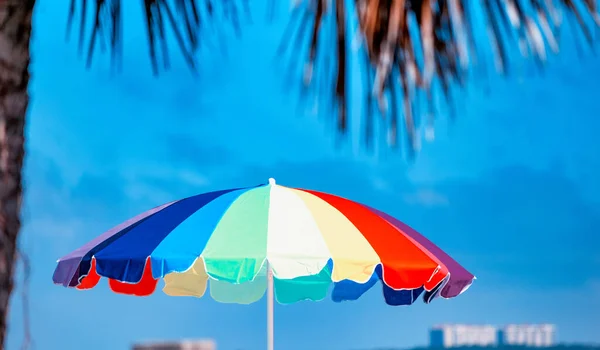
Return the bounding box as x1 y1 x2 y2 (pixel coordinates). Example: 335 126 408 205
72 206 173 286
382 285 424 306
93 187 252 282
423 275 448 304
331 265 424 305
331 269 379 302
150 188 250 278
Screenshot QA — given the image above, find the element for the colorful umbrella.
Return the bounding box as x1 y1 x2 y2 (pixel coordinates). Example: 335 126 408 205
53 178 474 349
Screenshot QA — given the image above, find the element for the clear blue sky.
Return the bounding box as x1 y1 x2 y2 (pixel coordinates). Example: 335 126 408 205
6 1 600 349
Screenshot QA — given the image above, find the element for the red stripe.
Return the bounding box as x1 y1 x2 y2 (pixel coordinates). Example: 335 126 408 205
108 257 158 296
75 257 158 297
76 258 101 290
300 189 448 290
376 215 449 290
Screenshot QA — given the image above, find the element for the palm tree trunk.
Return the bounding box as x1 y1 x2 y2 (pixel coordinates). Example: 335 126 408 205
0 1 33 348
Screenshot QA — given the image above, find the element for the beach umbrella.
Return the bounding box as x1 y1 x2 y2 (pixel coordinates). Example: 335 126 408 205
52 178 475 350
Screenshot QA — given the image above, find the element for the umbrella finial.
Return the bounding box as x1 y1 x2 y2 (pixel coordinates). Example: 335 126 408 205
268 178 276 186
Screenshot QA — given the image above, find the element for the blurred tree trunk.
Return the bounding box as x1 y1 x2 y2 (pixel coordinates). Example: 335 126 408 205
0 1 33 348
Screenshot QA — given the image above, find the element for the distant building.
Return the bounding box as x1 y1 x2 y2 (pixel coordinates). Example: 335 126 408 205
430 327 445 348
132 339 216 350
429 324 556 348
499 324 556 347
430 324 497 347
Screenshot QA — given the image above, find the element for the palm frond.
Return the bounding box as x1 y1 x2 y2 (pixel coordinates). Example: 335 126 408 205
279 0 599 156
67 0 246 74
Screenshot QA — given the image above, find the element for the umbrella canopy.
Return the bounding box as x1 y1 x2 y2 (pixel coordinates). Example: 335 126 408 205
53 178 474 305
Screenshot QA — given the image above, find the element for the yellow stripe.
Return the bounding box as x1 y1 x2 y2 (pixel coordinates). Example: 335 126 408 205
290 188 380 283
162 258 208 297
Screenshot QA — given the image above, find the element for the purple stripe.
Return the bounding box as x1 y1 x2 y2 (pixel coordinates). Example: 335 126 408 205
52 200 178 287
367 206 475 298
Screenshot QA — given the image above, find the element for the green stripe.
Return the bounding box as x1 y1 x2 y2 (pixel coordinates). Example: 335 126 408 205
274 266 331 304
201 186 270 283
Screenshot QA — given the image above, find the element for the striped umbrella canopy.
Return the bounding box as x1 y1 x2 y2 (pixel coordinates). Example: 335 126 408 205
52 178 474 348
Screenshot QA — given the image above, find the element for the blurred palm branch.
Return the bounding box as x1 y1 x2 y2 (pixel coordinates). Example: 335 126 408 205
68 0 598 154
276 0 599 155
66 0 250 74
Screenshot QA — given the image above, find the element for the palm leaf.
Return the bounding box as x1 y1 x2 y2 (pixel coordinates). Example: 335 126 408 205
68 0 598 156
67 0 245 74
278 0 599 156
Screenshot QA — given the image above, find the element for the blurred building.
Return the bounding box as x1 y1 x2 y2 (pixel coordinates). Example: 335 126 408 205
499 324 556 347
430 324 497 347
429 324 556 348
132 339 216 350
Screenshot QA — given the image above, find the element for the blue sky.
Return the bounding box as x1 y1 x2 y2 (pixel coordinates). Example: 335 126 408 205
6 1 600 349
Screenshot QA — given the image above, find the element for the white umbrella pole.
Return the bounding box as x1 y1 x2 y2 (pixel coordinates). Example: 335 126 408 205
267 262 274 350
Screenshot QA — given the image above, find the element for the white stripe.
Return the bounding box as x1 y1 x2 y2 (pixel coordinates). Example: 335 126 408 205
266 184 331 279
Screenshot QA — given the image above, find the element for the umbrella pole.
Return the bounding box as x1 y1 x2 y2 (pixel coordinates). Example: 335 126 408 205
267 262 274 350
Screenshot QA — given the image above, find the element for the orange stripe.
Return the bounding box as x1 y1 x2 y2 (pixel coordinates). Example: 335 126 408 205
300 189 446 290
